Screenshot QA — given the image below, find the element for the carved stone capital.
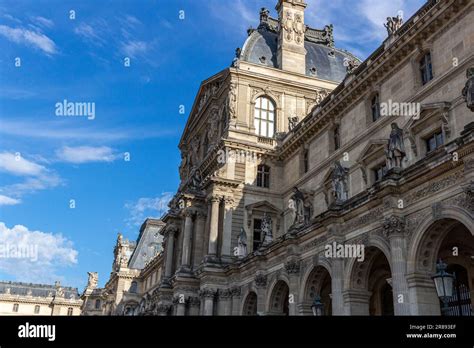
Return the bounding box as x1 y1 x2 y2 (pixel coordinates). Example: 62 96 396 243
254 273 267 288
383 215 406 238
156 304 171 314
217 289 232 299
284 259 301 274
188 296 201 307
230 287 241 298
199 288 217 299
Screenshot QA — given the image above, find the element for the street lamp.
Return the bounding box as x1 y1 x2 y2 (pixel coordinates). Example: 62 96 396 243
431 259 455 315
311 295 324 316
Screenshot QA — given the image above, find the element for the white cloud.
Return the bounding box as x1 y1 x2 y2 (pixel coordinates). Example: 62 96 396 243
125 193 173 228
31 16 54 29
0 24 57 55
0 152 62 199
74 23 106 45
121 40 148 58
55 146 118 164
0 195 21 206
0 152 46 176
0 222 78 283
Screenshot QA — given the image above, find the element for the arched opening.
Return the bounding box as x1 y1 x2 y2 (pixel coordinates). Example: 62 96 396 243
411 217 474 315
268 280 289 316
348 246 393 316
303 266 332 316
242 292 258 316
435 221 473 316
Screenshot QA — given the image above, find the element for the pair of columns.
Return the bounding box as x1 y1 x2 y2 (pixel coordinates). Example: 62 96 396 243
207 195 234 259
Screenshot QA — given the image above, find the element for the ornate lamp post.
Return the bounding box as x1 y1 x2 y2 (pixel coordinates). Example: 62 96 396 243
431 259 455 315
311 295 324 316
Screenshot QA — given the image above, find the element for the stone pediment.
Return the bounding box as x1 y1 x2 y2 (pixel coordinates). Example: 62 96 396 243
245 200 282 214
357 140 388 165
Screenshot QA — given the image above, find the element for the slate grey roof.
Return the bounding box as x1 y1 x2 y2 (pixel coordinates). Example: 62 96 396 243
241 28 358 83
0 281 80 299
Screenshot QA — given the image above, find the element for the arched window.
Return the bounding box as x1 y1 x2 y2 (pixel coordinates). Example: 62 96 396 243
420 52 433 85
95 299 101 310
254 97 275 138
371 93 381 122
67 307 73 316
13 303 19 312
257 164 270 188
130 281 138 293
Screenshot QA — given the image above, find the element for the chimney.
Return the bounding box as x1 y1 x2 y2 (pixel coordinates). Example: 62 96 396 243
276 0 307 74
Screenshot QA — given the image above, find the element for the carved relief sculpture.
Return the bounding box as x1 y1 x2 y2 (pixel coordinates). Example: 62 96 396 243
332 161 349 204
462 67 474 112
237 228 247 259
261 213 273 246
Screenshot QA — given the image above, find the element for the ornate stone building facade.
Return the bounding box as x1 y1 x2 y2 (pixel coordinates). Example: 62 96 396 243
0 281 82 316
86 0 474 316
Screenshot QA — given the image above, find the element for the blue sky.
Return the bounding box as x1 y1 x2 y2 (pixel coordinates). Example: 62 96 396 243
0 0 425 290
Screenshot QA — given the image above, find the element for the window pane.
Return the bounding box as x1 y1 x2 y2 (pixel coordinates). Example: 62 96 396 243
268 111 274 121
436 132 444 147
254 119 260 135
261 98 268 109
255 98 261 108
261 121 267 137
268 122 274 138
261 110 267 121
269 102 275 111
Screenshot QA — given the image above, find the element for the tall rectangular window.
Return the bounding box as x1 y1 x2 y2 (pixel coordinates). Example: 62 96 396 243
425 130 444 153
420 52 433 85
371 94 381 122
257 165 270 188
13 303 19 312
253 219 263 251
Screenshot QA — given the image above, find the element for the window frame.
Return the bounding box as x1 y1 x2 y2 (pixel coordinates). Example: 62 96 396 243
95 299 101 310
371 93 381 122
424 130 444 153
254 96 276 139
420 52 433 85
256 164 270 188
252 218 263 251
67 307 73 316
34 305 40 314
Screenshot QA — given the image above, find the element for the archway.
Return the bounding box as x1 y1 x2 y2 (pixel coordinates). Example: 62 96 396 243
303 266 332 315
409 217 474 315
242 292 258 316
268 280 289 316
347 246 393 316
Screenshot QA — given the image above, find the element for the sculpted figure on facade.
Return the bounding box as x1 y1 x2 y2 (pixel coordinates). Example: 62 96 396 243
231 48 241 68
384 14 403 36
228 83 237 120
237 228 247 258
189 167 202 191
386 122 406 170
289 187 306 228
332 161 349 203
87 272 98 289
288 116 299 130
462 67 474 112
282 10 294 41
293 13 305 43
261 213 273 246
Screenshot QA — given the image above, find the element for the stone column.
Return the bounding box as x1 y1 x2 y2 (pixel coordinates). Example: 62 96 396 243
331 258 345 315
201 288 216 316
384 216 411 315
193 212 206 266
217 289 232 315
174 296 185 316
326 224 345 316
285 259 301 316
231 287 242 315
188 296 201 316
180 210 194 270
406 273 441 315
164 226 177 280
255 273 267 315
220 197 234 261
343 289 371 315
208 196 221 256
